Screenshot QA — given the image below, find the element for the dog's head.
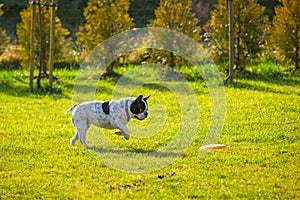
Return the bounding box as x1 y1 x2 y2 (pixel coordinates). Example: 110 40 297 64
130 95 150 120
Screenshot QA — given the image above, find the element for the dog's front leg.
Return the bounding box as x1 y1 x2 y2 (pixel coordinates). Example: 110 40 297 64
112 122 130 140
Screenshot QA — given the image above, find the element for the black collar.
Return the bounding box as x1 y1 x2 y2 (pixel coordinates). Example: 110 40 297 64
124 99 131 121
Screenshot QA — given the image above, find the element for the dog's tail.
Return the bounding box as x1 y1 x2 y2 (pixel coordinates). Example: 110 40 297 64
65 105 77 114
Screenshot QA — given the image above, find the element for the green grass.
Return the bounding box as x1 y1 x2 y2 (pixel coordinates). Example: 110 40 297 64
0 65 299 199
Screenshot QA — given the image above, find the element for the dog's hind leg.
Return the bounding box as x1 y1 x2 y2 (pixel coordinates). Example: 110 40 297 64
70 116 79 146
77 123 90 148
71 119 90 148
70 132 79 146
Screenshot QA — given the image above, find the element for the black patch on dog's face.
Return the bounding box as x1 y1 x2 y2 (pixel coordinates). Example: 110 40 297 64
130 95 146 115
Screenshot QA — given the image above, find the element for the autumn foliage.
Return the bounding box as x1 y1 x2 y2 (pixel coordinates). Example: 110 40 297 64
204 0 270 70
269 0 300 70
16 4 70 70
0 4 10 55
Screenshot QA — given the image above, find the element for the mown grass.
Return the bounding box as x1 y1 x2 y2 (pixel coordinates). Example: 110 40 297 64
0 64 299 199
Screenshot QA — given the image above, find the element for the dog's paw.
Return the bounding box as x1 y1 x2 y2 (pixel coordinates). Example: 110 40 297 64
115 131 123 136
70 138 76 146
124 134 130 140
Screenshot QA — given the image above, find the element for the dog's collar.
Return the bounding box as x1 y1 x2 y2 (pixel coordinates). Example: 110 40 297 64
124 99 131 122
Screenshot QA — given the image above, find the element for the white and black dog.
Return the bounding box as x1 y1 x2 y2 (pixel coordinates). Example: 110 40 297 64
65 95 150 148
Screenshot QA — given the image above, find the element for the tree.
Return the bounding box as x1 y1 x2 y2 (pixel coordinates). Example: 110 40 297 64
76 0 133 76
204 0 270 70
16 2 70 72
148 0 201 68
0 4 10 56
257 0 280 19
192 0 217 26
269 0 299 71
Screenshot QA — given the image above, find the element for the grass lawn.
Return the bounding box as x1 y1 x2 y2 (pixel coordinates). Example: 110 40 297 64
0 65 299 199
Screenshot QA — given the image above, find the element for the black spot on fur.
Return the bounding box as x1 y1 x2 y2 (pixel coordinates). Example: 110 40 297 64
102 101 110 115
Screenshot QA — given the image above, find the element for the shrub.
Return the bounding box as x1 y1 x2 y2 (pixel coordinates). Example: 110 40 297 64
269 0 300 71
16 3 71 70
76 0 134 75
148 0 201 68
203 0 270 70
0 4 10 56
76 0 133 52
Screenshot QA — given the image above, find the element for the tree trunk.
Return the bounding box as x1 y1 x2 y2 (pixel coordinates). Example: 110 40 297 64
295 44 299 71
228 0 234 84
37 0 43 89
170 52 175 68
29 0 36 92
48 0 55 90
104 64 114 76
295 23 299 71
235 16 241 70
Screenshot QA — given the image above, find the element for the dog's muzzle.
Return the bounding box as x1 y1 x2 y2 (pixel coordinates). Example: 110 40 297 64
135 111 148 120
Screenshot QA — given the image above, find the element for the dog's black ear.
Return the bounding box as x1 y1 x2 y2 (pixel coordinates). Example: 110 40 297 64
135 95 143 102
143 95 150 101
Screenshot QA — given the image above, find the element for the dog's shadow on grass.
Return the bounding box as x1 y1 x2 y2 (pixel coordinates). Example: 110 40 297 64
90 146 183 172
90 146 182 158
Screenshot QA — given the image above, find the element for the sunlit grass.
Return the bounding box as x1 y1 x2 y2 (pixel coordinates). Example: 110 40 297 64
0 64 299 199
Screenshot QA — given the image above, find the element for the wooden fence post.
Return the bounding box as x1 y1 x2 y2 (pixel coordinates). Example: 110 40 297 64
225 0 234 84
29 0 36 92
48 0 55 90
37 0 44 89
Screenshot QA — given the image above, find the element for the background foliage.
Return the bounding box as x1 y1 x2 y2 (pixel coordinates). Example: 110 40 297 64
16 5 70 70
0 4 10 56
0 0 299 73
147 0 201 68
269 0 300 70
76 0 133 52
203 0 270 70
75 0 134 75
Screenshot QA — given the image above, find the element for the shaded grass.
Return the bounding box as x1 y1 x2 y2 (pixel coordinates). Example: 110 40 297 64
0 65 299 199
